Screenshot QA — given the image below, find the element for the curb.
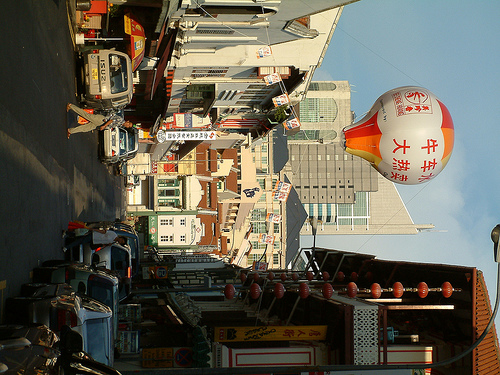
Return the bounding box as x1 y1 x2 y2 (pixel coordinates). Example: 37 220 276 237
66 0 79 50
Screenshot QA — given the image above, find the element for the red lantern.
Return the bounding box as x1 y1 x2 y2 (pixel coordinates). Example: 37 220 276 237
267 272 275 281
441 281 453 298
224 284 235 300
280 273 287 282
250 283 261 299
306 271 314 281
347 282 358 298
418 282 429 298
336 271 345 282
240 272 247 283
365 271 374 282
253 272 260 282
299 283 310 299
393 282 404 298
292 273 299 282
322 283 334 299
274 283 285 299
350 272 358 282
322 271 330 282
371 283 382 299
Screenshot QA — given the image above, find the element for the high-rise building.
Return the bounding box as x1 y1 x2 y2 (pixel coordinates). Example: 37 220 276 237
286 81 433 235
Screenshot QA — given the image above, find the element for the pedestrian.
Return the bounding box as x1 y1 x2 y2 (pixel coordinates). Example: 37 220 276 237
66 103 135 138
63 228 127 252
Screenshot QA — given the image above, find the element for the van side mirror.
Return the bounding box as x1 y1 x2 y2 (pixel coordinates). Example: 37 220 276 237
59 326 83 355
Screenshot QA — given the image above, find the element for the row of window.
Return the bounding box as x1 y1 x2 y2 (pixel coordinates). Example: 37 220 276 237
247 253 280 265
291 154 352 161
160 218 187 226
160 234 187 242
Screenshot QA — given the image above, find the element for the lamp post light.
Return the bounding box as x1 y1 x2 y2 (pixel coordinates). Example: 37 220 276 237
491 224 500 262
311 216 318 260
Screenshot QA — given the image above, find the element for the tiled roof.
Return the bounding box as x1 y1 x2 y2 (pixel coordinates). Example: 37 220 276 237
474 271 500 374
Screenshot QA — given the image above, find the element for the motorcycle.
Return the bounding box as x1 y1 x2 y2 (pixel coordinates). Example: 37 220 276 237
0 325 121 375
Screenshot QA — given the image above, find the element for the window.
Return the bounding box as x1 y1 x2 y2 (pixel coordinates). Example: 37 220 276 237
196 29 234 35
160 235 173 242
180 235 186 242
299 98 338 122
160 219 173 226
191 67 228 78
336 192 370 229
180 219 186 226
273 253 279 264
309 82 337 91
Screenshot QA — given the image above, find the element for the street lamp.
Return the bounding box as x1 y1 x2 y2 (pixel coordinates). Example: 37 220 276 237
310 216 318 258
491 224 500 262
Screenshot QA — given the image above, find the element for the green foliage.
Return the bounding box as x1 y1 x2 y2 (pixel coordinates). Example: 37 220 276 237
272 105 289 123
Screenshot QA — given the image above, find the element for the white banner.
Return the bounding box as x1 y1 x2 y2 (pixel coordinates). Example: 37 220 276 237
264 72 281 85
256 46 272 58
156 131 217 143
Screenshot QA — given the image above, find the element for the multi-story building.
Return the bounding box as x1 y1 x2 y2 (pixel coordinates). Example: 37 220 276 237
144 1 346 138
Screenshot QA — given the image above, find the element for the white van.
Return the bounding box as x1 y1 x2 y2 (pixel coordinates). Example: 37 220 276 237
82 49 133 110
6 284 114 367
84 243 132 298
99 124 138 165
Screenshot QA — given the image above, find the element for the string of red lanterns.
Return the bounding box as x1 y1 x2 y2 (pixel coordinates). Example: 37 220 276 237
227 272 459 300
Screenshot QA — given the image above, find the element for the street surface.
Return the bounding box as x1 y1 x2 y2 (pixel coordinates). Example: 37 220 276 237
0 0 126 322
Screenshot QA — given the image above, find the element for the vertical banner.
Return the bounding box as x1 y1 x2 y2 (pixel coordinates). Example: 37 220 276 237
264 72 281 85
273 181 292 202
256 46 272 58
252 261 268 271
266 213 282 223
283 116 301 130
272 93 290 107
258 233 275 244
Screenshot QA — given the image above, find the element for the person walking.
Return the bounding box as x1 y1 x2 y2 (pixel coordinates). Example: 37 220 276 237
66 103 135 138
63 228 127 252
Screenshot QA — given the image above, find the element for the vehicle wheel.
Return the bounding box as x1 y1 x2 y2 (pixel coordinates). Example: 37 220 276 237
5 297 39 325
0 324 25 340
33 267 58 283
20 283 49 297
42 260 71 267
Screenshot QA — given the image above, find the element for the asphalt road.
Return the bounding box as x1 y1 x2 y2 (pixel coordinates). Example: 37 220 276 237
0 0 126 322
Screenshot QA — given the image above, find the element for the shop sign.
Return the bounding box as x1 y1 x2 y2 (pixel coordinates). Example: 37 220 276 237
215 325 327 342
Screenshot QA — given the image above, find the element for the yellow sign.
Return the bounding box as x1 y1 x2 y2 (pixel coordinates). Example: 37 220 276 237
215 325 327 342
142 348 173 368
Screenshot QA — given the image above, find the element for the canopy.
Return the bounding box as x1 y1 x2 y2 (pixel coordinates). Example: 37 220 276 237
124 12 146 71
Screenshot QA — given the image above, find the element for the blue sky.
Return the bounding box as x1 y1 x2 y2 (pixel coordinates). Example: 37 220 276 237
303 1 500 304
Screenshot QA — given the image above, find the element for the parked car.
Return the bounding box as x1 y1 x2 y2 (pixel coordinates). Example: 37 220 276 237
32 261 121 336
99 124 138 165
5 283 114 367
82 49 133 110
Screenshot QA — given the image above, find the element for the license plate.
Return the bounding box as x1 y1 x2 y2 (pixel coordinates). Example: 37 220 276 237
91 68 98 80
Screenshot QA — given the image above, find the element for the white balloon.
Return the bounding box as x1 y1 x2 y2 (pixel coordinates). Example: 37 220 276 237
342 86 454 185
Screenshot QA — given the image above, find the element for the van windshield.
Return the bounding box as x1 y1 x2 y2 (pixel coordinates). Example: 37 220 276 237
118 129 137 156
109 54 129 94
87 277 115 309
111 245 130 280
85 318 110 365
